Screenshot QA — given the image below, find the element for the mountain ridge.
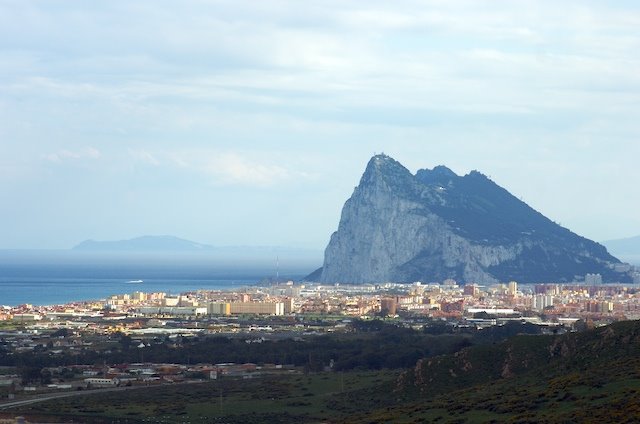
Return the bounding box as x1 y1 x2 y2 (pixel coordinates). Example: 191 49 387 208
602 234 640 256
314 154 629 284
73 235 216 252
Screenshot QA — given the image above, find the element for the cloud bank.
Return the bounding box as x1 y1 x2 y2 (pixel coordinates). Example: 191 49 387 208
1 0 639 248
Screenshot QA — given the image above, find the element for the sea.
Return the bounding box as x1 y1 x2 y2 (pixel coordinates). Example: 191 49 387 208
0 250 317 307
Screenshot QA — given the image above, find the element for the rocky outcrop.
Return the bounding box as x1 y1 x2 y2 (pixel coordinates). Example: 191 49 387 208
314 154 629 284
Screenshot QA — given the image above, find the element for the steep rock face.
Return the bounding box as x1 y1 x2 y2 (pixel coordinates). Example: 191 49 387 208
317 154 628 284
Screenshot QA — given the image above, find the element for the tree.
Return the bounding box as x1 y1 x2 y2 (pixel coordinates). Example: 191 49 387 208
18 366 42 385
51 328 69 338
117 332 132 350
40 368 52 385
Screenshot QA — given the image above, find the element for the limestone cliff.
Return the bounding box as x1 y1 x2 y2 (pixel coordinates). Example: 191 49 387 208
314 154 628 284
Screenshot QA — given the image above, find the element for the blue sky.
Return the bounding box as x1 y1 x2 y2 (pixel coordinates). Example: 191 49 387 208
1 0 639 249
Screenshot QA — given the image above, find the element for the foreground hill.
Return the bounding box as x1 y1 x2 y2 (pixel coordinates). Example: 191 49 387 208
315 154 629 284
345 320 640 423
6 321 640 423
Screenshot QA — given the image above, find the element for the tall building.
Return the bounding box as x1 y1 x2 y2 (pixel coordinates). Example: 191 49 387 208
441 299 464 313
600 301 614 313
380 298 397 316
585 273 603 286
163 297 179 307
283 297 294 314
534 284 560 295
132 291 146 302
208 302 231 315
532 294 554 311
507 281 518 296
463 284 479 297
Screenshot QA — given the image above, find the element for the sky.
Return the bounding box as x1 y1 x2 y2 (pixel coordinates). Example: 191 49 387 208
1 0 639 250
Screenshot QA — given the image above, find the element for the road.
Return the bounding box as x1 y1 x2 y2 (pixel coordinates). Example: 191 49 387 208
0 380 206 410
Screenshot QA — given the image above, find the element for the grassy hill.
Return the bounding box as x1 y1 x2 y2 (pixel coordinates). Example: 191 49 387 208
347 320 640 423
7 321 640 423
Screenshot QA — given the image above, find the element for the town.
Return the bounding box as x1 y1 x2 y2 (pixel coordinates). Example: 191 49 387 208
2 273 640 403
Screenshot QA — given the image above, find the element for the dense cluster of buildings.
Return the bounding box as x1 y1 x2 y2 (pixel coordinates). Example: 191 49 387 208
3 275 640 327
2 275 640 406
0 274 640 324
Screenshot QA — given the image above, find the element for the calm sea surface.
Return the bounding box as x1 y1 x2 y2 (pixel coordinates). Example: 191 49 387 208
0 250 315 307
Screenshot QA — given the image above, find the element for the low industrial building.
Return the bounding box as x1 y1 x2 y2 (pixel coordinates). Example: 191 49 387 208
207 301 285 316
229 302 285 316
135 307 207 317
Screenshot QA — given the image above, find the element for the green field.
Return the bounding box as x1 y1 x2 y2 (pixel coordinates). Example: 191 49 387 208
8 364 640 423
9 371 398 423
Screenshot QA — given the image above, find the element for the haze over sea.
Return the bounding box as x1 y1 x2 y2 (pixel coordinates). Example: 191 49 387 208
0 250 315 307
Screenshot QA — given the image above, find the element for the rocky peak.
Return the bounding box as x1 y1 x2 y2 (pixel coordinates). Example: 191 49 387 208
361 154 414 186
415 165 458 186
314 154 630 284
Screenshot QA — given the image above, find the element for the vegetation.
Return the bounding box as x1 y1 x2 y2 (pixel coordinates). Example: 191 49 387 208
351 320 640 423
9 371 398 423
1 320 542 372
7 321 640 423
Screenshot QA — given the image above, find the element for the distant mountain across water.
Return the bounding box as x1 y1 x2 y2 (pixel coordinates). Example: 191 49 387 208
61 235 324 281
73 235 215 252
71 235 323 260
602 235 640 265
0 244 318 306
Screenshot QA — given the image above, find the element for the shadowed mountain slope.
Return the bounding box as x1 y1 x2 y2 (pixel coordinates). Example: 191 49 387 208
314 154 628 284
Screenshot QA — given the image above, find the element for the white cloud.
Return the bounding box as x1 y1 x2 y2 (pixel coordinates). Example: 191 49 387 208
44 147 101 163
142 149 304 188
2 0 640 247
203 153 291 187
127 148 160 166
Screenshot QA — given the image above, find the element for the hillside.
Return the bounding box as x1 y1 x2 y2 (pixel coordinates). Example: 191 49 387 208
316 154 629 284
346 320 640 423
6 321 640 423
